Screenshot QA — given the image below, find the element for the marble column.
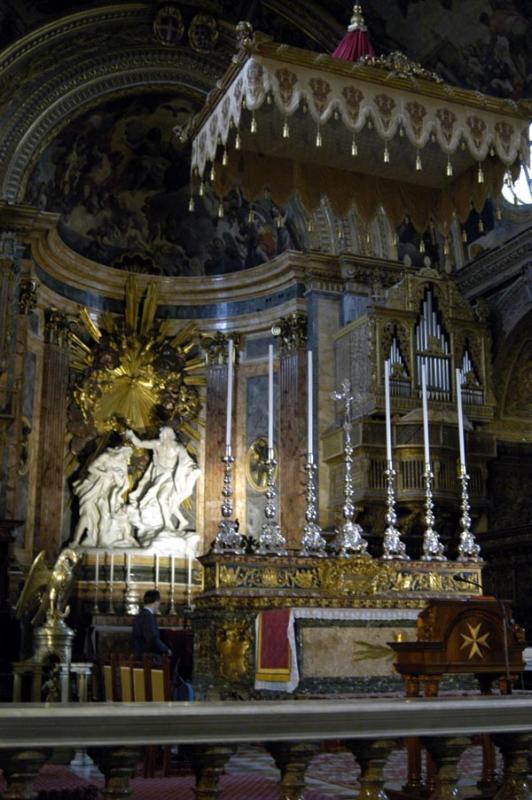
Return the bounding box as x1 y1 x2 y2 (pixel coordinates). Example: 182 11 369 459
4 278 38 529
0 232 21 518
275 313 307 549
33 309 70 559
202 333 240 545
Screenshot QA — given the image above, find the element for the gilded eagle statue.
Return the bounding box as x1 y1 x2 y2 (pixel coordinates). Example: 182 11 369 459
15 547 81 627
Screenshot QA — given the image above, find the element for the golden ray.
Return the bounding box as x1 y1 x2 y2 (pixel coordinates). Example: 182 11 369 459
184 376 207 386
171 321 197 347
180 421 201 441
78 307 102 342
140 282 158 335
69 333 92 353
125 275 139 332
184 358 205 371
100 311 115 334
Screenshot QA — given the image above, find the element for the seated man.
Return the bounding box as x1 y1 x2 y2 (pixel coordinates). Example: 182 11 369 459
132 589 172 660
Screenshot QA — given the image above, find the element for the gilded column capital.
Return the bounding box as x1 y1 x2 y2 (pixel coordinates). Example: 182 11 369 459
201 331 241 366
44 308 71 347
272 312 307 355
18 278 38 315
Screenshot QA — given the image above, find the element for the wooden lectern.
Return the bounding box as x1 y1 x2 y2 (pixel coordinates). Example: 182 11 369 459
390 598 526 697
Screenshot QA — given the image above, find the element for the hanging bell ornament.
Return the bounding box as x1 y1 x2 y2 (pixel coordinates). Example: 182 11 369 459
235 132 242 150
416 152 422 171
477 163 484 183
316 127 322 148
199 181 205 197
383 144 390 163
419 238 426 254
282 119 290 139
250 113 257 134
351 135 358 156
210 164 215 181
188 195 195 213
218 202 224 219
446 157 453 177
222 148 228 166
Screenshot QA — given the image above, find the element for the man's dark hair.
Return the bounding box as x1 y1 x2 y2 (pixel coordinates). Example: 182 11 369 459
143 589 161 605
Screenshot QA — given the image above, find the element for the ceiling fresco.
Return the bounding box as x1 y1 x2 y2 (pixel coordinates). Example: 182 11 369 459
26 93 306 276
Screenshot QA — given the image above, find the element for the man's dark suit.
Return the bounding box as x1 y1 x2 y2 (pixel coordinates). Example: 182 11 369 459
132 607 170 659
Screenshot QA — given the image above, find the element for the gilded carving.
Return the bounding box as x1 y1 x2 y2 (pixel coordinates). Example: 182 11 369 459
272 312 307 354
215 623 251 682
18 278 38 315
69 277 203 436
201 331 241 366
44 308 71 347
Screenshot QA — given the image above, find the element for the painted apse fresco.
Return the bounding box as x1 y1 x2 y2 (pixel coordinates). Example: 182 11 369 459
26 93 306 276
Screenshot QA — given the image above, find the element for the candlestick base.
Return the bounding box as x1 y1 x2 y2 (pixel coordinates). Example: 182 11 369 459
421 467 446 562
331 520 368 558
213 519 246 555
256 521 288 556
299 459 327 557
382 466 409 561
457 469 482 562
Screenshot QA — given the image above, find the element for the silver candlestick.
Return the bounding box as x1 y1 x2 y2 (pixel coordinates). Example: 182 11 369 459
421 465 446 561
212 446 246 554
330 380 368 557
457 465 481 561
300 455 327 557
382 462 409 560
256 450 287 555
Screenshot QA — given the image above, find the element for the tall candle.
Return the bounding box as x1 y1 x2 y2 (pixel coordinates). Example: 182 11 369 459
268 344 274 455
456 368 466 469
421 363 431 467
126 552 131 583
109 552 114 587
155 554 160 587
225 338 234 451
94 551 100 585
307 349 313 460
384 359 393 464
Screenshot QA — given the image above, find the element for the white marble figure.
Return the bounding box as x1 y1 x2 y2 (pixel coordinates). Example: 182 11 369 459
125 427 200 546
73 446 135 548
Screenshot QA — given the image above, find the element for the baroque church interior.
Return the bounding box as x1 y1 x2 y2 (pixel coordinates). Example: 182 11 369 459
1 0 532 798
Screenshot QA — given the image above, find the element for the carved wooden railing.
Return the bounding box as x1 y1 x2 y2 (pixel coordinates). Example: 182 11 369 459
0 696 531 799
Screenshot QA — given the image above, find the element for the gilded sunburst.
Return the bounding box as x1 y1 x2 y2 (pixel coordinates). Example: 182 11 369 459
69 277 205 439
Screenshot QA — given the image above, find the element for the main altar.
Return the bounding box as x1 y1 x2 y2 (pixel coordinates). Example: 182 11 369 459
15 7 529 705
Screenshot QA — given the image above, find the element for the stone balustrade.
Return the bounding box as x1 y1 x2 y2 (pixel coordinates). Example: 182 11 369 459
0 696 531 799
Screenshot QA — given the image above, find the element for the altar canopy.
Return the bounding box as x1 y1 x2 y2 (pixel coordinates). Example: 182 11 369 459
189 32 530 233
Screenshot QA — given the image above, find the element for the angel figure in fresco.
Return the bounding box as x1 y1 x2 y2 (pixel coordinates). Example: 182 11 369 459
72 445 135 548
126 427 200 540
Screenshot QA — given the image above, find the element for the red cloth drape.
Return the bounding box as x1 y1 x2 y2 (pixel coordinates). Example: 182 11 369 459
332 30 375 62
255 609 291 682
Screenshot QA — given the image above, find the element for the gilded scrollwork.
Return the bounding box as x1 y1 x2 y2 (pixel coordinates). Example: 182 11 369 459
272 312 307 354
